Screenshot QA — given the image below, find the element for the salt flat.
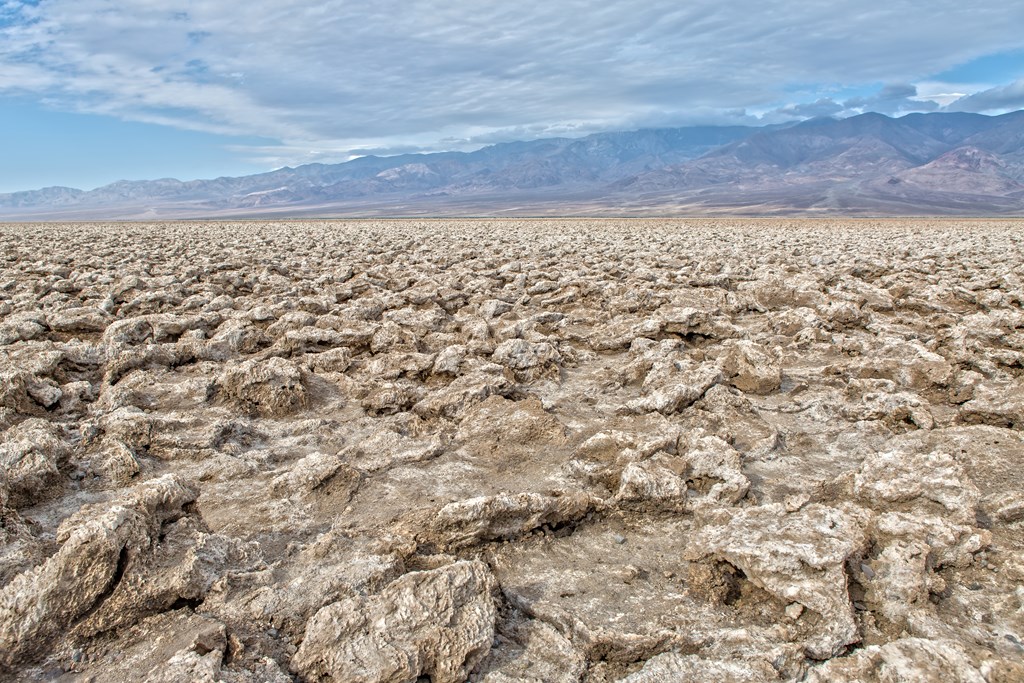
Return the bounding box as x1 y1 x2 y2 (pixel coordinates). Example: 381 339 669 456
0 219 1022 682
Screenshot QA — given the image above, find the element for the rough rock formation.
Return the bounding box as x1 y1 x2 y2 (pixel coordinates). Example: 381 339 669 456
0 219 1021 681
0 475 208 667
216 357 308 416
803 638 989 682
684 503 869 659
292 561 497 683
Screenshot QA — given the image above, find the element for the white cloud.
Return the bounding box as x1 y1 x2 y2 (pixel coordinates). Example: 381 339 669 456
947 79 1024 113
842 84 939 115
0 62 57 90
2 1 1024 166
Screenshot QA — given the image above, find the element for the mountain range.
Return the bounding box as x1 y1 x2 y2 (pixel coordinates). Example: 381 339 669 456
4 111 1024 219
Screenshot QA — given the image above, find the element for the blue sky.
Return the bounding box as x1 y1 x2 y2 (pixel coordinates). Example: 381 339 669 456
2 1 1024 193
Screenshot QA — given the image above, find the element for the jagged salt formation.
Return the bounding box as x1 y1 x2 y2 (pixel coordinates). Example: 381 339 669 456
0 219 1021 682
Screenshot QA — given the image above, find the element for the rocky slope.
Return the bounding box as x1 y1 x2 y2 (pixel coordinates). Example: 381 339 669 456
0 127 758 219
0 219 1022 682
2 112 1024 218
607 112 1024 215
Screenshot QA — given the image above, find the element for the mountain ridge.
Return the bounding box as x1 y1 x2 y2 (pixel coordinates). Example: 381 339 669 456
3 112 1024 218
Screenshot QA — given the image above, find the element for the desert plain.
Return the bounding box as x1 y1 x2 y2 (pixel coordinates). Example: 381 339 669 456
0 218 1022 682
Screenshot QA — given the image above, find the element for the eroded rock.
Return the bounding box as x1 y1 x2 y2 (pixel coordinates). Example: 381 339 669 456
291 560 498 683
0 475 199 667
720 341 782 395
804 638 986 682
1 220 1022 680
0 417 71 508
427 491 600 549
216 357 308 416
684 503 869 658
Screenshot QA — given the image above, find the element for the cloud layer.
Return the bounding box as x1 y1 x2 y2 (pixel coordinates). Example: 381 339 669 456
2 1 1024 166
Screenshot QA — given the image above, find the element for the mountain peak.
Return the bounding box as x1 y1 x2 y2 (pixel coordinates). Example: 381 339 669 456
928 146 1005 172
2 111 1023 218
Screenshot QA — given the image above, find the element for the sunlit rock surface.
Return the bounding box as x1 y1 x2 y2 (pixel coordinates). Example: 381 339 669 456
0 219 1021 681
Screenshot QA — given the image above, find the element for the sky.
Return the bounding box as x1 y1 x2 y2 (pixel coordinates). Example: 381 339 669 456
2 1 1024 193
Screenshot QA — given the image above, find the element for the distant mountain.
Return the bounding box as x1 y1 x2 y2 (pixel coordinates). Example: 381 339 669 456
3 112 1024 218
605 111 1024 215
892 147 1023 195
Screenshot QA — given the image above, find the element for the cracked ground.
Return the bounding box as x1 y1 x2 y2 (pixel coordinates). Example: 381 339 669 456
1 219 1023 682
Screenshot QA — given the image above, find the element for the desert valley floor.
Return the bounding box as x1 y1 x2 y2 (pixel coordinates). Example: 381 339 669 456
0 218 1022 682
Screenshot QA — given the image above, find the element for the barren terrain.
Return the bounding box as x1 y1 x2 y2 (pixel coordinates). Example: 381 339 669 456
1 218 1022 682
5 112 1024 220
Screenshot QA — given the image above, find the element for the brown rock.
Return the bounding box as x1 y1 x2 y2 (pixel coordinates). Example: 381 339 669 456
292 560 497 683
